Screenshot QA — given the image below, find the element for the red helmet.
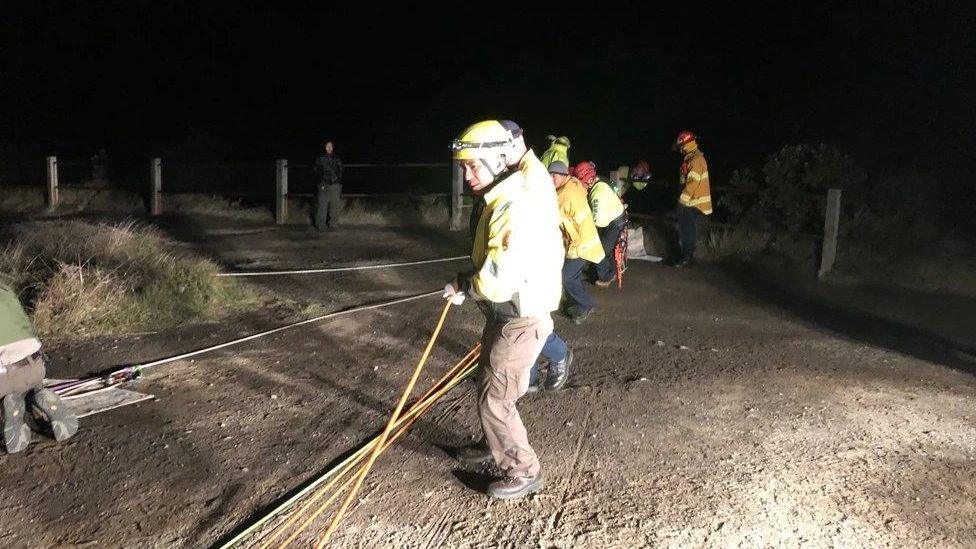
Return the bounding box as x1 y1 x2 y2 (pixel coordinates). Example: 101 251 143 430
572 160 597 183
673 131 697 151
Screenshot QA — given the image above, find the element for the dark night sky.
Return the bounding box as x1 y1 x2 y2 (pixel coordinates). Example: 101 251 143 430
2 2 974 182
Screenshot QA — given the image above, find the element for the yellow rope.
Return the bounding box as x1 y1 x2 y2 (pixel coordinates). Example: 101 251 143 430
315 300 453 547
259 343 481 549
275 351 479 547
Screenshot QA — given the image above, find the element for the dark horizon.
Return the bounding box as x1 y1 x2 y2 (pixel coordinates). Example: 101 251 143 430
2 3 974 184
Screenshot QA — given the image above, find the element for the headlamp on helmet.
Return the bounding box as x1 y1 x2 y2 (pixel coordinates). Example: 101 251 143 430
450 120 522 161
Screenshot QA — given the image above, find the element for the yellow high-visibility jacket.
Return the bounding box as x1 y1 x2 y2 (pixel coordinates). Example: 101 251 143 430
468 151 564 318
519 150 563 239
679 146 712 215
539 141 570 169
588 179 625 228
556 177 606 263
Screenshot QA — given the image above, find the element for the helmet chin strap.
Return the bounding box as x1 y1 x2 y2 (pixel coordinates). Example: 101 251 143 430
480 157 501 179
478 155 517 191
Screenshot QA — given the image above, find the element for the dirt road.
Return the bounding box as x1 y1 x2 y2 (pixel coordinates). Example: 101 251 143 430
2 214 974 548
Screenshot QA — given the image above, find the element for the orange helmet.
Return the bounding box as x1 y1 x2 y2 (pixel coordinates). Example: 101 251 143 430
673 131 697 151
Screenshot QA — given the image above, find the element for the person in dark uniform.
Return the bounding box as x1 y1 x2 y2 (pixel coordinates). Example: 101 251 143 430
313 140 344 231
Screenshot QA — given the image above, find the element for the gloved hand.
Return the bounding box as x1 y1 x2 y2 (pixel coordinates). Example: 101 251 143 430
442 282 466 305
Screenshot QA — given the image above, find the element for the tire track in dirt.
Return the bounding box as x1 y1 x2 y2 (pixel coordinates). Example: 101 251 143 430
417 510 455 549
543 409 593 543
428 394 467 428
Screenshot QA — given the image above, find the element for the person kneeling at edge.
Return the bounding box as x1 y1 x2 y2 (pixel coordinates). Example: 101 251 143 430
443 120 564 500
554 161 604 324
0 281 78 453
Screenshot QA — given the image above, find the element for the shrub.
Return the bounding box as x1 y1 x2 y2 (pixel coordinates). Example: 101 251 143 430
719 143 866 235
0 220 257 338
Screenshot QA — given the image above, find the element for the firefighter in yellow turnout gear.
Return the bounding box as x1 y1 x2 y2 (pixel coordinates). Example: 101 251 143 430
444 120 564 500
673 131 712 267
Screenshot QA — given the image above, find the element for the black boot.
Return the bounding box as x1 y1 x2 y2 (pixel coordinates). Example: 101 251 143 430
543 348 572 391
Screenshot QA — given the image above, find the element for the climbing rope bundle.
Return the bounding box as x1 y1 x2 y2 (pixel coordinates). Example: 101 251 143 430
220 302 480 548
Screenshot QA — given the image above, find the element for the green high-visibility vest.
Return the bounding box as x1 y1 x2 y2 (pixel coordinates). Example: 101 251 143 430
0 282 35 347
539 143 569 169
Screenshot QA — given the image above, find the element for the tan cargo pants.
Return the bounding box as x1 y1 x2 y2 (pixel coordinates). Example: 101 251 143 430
0 351 45 396
478 314 553 478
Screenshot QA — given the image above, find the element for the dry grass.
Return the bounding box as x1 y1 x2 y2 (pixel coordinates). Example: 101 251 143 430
0 220 258 338
833 214 976 296
699 227 772 260
340 199 391 225
0 185 145 214
695 218 975 297
0 186 272 220
0 186 46 211
164 193 272 221
289 196 450 226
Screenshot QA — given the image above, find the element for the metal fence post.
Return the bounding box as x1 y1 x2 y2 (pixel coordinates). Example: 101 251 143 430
46 156 59 210
276 159 288 225
449 160 464 231
150 158 162 216
818 188 842 278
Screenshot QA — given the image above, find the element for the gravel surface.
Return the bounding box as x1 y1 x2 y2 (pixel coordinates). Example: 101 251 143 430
1 214 973 548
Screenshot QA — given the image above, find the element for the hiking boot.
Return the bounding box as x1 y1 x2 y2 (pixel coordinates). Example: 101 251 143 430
28 389 78 442
595 278 613 288
2 393 31 453
673 257 694 268
488 472 545 500
543 348 572 391
572 307 594 325
454 440 493 465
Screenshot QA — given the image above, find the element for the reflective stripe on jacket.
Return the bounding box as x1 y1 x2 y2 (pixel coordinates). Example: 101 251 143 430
468 151 564 318
679 147 712 215
588 180 625 227
556 177 606 263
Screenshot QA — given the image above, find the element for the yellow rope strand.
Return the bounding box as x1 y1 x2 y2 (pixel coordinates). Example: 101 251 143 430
260 343 480 548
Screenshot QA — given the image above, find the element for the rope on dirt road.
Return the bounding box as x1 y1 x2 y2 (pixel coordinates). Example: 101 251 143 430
217 256 469 277
217 343 482 549
135 290 444 372
50 289 445 398
316 300 452 547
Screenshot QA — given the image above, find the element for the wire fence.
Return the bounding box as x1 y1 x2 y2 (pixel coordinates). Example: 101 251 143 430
0 157 453 197
4 154 969 275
